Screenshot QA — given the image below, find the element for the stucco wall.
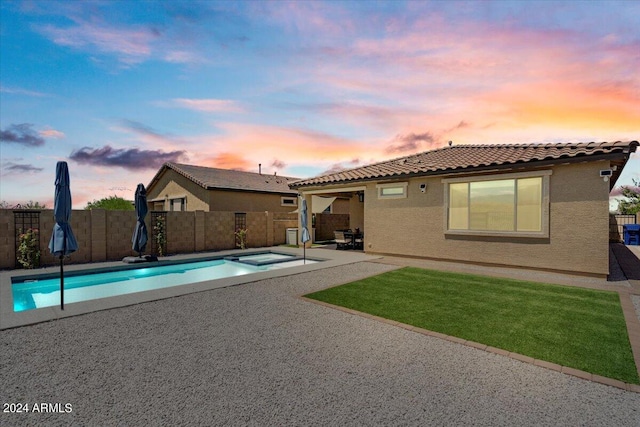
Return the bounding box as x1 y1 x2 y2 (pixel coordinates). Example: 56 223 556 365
348 195 365 231
361 161 611 276
331 198 351 214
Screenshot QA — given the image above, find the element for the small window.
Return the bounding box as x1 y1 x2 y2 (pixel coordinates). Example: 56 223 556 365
377 182 408 199
170 198 185 211
281 197 298 207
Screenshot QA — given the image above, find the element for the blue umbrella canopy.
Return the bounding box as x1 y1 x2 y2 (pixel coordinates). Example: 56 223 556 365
300 199 311 244
132 183 148 256
48 161 77 310
49 161 78 257
300 198 311 263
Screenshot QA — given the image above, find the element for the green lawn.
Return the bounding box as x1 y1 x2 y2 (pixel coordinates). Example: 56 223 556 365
305 267 639 384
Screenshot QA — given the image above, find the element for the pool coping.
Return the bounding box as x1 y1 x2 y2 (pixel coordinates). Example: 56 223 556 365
1 247 381 329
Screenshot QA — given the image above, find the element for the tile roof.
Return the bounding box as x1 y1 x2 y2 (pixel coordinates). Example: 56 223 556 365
290 141 638 188
152 163 299 194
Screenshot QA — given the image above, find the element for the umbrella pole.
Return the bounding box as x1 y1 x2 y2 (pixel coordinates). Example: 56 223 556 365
60 256 64 310
304 243 306 264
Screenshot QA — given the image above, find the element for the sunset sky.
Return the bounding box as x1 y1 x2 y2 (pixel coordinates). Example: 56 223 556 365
1 0 638 209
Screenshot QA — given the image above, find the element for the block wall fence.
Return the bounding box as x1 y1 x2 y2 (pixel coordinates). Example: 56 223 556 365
1 209 311 270
609 213 640 242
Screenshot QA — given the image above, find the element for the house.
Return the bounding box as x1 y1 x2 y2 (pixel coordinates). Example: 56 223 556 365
290 141 638 277
146 163 302 212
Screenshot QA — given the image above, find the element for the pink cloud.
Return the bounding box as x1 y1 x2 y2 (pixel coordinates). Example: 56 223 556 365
476 80 640 133
203 152 254 171
180 122 382 177
172 98 245 113
39 129 65 139
294 15 639 144
291 9 637 117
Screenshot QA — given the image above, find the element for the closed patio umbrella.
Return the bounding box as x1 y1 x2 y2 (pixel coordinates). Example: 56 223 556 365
132 183 148 258
48 161 78 310
300 198 311 264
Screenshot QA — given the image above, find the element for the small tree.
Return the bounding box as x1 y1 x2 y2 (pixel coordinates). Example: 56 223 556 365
235 228 248 249
618 179 640 215
85 195 134 211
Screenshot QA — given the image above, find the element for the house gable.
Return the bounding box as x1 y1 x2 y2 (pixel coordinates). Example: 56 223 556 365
146 162 301 212
146 168 211 211
149 162 299 195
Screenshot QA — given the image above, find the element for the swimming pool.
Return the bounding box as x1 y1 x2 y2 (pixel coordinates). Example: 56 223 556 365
12 252 317 312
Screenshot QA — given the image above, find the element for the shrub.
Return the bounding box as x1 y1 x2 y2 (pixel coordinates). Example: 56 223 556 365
235 228 248 250
17 228 40 269
153 216 166 256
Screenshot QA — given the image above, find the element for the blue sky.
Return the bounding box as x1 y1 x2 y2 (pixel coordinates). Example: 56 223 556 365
1 0 638 208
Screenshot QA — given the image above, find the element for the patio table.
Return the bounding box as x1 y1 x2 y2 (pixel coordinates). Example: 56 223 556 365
344 231 363 250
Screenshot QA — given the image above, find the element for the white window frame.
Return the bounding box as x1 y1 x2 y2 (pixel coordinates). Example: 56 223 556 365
376 182 408 199
281 196 298 207
442 170 551 238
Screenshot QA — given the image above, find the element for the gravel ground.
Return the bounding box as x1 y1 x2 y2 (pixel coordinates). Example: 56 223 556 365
1 261 639 426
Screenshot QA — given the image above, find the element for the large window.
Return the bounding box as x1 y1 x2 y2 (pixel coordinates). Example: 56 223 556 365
445 171 550 236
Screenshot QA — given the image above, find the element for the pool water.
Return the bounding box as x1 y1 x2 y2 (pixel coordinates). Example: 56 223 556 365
12 253 317 312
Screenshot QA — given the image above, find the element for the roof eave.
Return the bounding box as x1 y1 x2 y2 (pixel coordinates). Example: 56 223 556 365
290 150 636 190
211 187 298 195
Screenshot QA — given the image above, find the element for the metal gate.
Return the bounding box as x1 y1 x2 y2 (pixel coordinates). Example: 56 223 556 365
610 214 637 242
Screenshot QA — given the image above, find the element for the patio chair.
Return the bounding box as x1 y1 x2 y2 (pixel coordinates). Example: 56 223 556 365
334 230 352 250
354 234 364 250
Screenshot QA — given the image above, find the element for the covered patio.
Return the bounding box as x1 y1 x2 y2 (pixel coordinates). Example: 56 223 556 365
296 188 365 249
